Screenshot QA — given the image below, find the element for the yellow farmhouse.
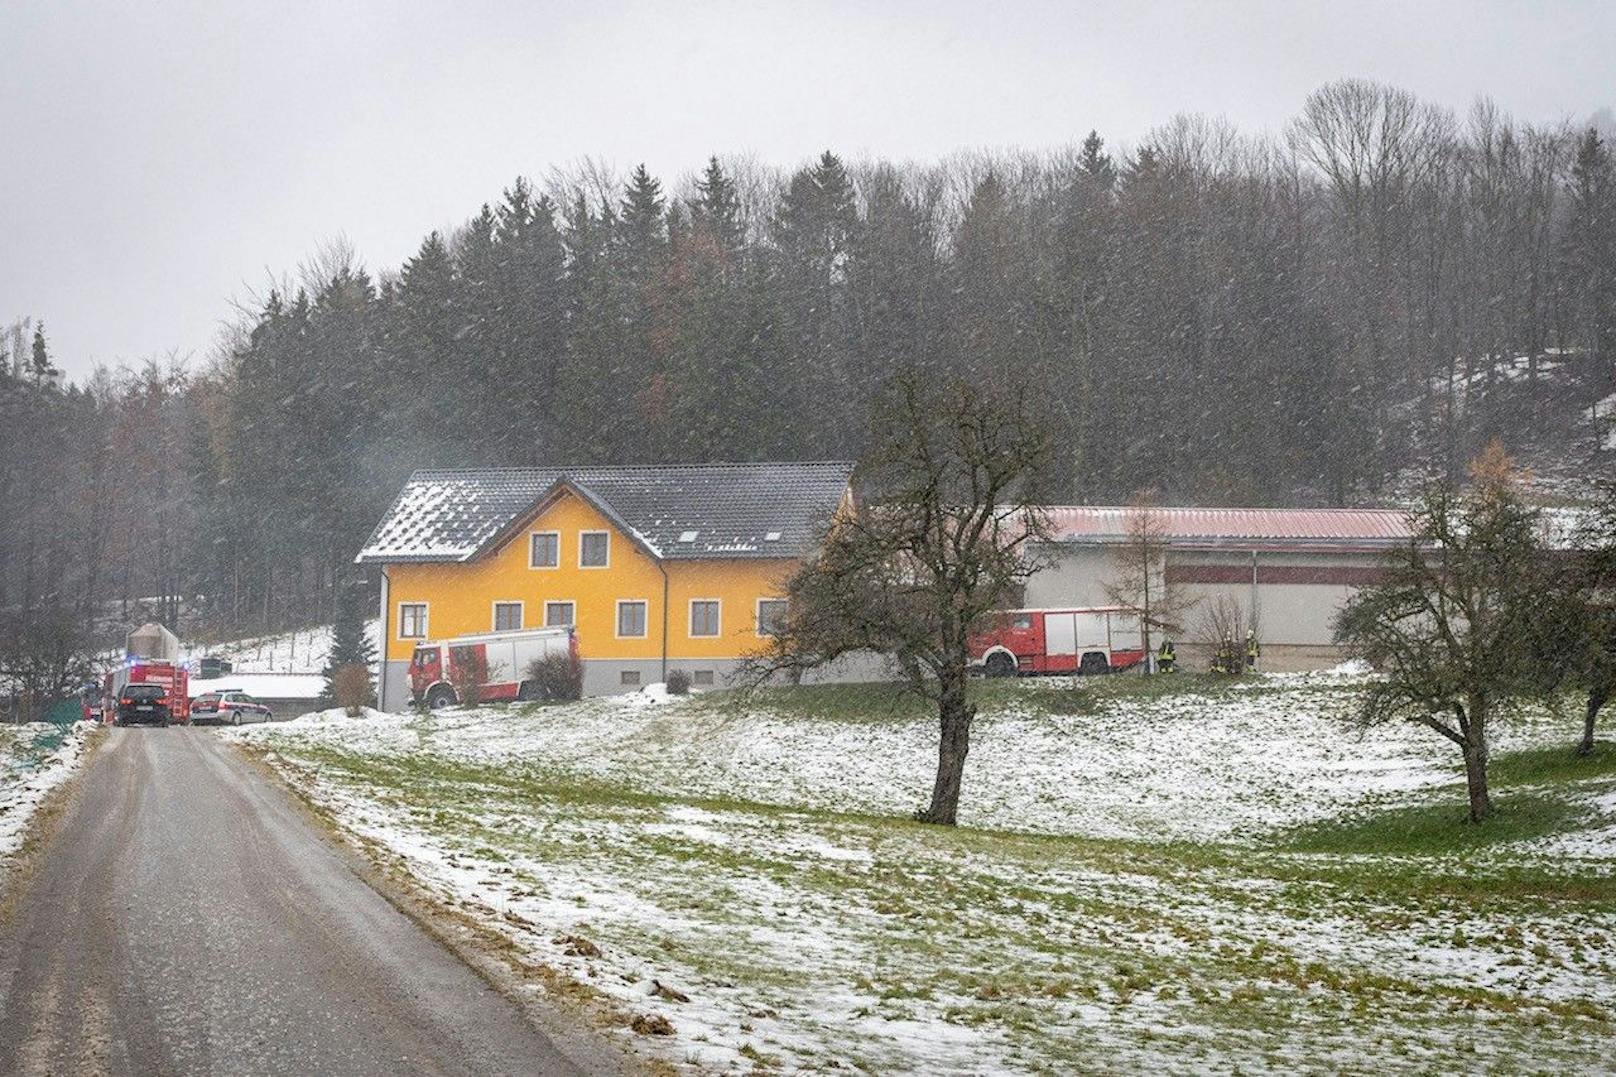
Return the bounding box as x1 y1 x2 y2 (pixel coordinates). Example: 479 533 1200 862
358 461 854 703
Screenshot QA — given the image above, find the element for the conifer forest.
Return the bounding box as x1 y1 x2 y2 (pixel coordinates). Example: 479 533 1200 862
3 80 1614 638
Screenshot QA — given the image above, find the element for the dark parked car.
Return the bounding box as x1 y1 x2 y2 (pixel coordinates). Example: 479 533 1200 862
197 656 235 679
116 684 172 727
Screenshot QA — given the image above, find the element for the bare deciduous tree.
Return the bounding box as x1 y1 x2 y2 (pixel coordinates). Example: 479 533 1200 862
1102 495 1193 670
1335 445 1548 822
752 372 1052 825
0 607 96 723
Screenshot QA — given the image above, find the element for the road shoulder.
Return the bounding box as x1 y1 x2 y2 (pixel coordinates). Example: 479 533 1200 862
230 739 655 1077
0 724 106 924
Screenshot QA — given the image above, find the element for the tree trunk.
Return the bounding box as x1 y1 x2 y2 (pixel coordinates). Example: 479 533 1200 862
1462 741 1491 822
1580 684 1608 757
1463 696 1492 822
918 669 975 826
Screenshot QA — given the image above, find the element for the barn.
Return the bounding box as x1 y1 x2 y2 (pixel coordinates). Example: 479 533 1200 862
1023 506 1414 671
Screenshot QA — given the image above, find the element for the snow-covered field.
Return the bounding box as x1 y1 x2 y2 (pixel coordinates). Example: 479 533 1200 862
231 675 1616 1074
187 620 382 674
0 721 93 868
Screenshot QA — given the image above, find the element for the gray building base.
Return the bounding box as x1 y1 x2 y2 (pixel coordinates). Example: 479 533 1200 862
376 651 897 712
584 651 892 697
378 659 412 712
1171 643 1352 674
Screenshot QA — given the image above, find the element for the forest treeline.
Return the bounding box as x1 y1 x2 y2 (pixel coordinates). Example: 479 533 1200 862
3 79 1615 642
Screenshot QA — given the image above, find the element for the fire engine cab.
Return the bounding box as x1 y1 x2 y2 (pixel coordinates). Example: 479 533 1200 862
970 606 1146 677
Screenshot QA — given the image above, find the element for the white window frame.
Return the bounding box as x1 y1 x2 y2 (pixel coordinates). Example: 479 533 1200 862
616 599 649 639
688 598 721 638
529 530 560 569
756 597 789 638
492 600 524 632
578 530 610 569
544 600 576 628
398 602 429 640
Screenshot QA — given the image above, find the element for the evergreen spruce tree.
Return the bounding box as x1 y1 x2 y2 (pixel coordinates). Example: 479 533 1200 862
554 193 625 459
770 151 861 456
691 156 744 259
29 323 55 383
491 179 568 464
615 165 673 452
670 157 759 459
321 580 375 708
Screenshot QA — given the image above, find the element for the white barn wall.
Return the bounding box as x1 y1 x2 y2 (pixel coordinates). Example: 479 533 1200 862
1025 545 1391 672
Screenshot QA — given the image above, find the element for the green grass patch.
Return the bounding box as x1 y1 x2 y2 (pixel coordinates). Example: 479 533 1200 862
1489 741 1616 786
1283 794 1582 857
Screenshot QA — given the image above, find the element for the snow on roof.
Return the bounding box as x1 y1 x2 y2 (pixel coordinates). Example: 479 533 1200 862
357 462 853 564
1040 506 1415 550
189 673 326 700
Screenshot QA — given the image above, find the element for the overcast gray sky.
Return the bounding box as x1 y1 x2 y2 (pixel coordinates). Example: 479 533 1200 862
4 0 1613 377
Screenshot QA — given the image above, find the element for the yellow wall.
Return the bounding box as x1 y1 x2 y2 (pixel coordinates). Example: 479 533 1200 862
383 489 795 665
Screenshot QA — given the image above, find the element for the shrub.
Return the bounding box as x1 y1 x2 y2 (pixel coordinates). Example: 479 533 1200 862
332 662 373 717
449 646 488 707
525 651 583 701
665 669 691 695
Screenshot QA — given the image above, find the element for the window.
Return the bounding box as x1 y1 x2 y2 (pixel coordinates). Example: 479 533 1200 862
493 601 523 631
692 670 715 687
545 601 575 627
1012 613 1034 630
689 599 720 638
399 602 428 639
756 598 789 637
579 531 610 568
617 600 648 638
529 531 559 568
620 670 642 686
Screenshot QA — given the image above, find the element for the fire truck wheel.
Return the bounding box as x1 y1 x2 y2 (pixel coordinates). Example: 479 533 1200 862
1078 652 1111 676
984 652 1016 678
426 685 457 710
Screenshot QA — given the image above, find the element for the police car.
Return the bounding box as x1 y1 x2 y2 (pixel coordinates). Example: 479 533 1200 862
190 689 274 725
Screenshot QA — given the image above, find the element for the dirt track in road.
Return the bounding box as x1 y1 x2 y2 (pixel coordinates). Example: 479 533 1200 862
0 726 605 1076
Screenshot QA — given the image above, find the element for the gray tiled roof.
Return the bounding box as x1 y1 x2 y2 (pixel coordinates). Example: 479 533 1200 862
356 461 855 564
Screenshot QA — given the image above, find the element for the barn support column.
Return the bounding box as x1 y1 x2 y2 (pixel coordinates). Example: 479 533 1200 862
1249 549 1260 637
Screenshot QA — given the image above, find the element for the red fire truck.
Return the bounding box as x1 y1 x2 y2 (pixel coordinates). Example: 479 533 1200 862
410 626 577 708
969 606 1147 677
104 660 191 724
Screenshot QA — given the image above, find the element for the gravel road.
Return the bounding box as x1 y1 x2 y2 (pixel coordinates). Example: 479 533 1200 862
0 726 597 1076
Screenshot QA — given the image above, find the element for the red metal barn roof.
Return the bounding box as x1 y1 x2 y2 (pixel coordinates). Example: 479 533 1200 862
1039 506 1414 552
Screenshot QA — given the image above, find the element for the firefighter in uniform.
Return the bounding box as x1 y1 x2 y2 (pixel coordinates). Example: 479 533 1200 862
1245 629 1260 672
1157 638 1176 674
